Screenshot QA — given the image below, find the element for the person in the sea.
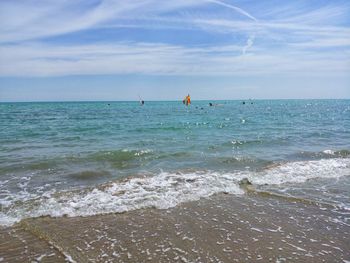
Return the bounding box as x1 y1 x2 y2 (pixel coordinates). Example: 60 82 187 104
209 102 223 107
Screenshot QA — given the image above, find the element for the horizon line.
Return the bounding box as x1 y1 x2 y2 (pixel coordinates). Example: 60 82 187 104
1 98 349 103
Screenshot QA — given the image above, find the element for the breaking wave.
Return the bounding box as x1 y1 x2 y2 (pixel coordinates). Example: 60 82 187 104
0 158 349 226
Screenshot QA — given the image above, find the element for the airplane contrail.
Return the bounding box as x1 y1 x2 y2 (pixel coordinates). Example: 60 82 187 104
206 0 257 21
206 0 257 55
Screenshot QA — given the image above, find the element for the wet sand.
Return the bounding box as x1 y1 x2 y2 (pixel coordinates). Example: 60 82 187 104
0 225 65 262
1 192 349 262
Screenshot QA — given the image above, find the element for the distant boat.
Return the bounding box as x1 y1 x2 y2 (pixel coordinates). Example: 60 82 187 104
183 94 191 106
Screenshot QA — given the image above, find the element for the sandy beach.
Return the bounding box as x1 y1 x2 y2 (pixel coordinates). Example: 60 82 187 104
1 189 349 263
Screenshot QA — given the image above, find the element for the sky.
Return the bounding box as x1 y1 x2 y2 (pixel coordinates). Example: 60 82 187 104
0 0 349 101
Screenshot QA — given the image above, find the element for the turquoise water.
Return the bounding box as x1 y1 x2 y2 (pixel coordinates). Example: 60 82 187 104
1 100 350 225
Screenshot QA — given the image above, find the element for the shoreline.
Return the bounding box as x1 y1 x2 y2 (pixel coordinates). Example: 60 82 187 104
1 192 349 262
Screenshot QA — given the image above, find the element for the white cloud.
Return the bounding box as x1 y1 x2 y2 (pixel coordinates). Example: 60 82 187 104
0 42 348 77
0 0 349 78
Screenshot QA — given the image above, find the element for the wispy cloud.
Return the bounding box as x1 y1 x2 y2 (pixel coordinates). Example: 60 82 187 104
1 42 348 77
0 0 349 78
0 0 206 43
242 34 255 55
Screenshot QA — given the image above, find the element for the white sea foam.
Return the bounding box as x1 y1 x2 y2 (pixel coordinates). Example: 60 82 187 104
0 171 244 226
0 158 349 226
323 149 335 155
251 158 350 185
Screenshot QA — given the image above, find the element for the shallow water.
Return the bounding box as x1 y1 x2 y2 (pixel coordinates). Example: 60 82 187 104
0 100 349 225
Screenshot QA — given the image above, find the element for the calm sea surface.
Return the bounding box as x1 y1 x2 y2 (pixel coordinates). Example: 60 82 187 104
1 100 349 225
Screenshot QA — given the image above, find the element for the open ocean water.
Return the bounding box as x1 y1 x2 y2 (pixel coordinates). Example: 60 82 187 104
0 100 350 227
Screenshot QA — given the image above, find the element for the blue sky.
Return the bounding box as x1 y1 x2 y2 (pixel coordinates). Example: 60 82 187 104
0 0 349 101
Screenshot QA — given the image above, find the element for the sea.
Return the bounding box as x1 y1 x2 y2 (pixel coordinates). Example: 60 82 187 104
1 100 350 227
